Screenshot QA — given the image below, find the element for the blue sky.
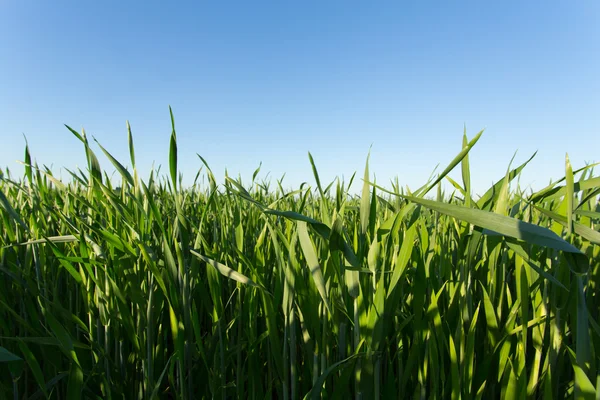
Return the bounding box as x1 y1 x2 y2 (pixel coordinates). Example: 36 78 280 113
1 1 598 196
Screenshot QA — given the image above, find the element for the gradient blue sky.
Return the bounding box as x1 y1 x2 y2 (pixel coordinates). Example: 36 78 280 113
1 1 598 195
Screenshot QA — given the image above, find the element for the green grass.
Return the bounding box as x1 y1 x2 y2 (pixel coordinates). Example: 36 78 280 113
1 112 598 399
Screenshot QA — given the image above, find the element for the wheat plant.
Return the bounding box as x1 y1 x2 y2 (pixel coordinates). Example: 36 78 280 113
0 111 598 399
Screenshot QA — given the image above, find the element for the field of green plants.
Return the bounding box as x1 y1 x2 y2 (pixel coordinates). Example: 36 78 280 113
1 113 599 399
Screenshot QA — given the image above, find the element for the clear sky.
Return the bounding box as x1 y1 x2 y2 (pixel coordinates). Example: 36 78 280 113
1 1 598 196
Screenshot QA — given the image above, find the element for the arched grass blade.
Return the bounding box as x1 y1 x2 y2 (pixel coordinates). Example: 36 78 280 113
417 129 484 196
65 125 102 185
0 189 29 231
477 151 537 210
398 194 589 274
304 347 365 400
3 235 78 250
534 205 600 245
530 176 600 203
191 250 261 289
505 241 568 290
93 137 134 187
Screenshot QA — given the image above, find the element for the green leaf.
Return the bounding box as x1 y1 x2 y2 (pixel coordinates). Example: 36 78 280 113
449 335 460 400
169 106 178 192
297 221 331 312
0 346 24 379
462 127 472 207
505 241 568 290
17 340 49 399
574 209 600 221
252 161 262 183
480 283 500 346
304 351 365 400
127 120 136 168
575 277 592 383
24 135 33 184
477 151 537 210
9 235 78 247
150 354 175 399
465 304 481 396
399 194 589 274
0 188 29 231
0 346 22 363
308 152 330 225
567 346 596 400
68 126 102 185
93 137 134 187
419 129 484 196
388 221 417 296
190 250 261 288
66 362 83 400
566 153 575 234
360 151 371 236
330 215 360 298
269 209 330 238
534 205 600 245
531 176 600 203
504 360 519 400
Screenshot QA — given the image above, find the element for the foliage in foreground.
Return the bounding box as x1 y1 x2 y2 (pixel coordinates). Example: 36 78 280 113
1 115 599 399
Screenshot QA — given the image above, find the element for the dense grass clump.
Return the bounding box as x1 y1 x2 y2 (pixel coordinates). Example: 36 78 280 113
1 115 599 399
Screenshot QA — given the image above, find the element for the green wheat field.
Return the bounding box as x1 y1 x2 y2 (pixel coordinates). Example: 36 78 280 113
1 112 599 399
